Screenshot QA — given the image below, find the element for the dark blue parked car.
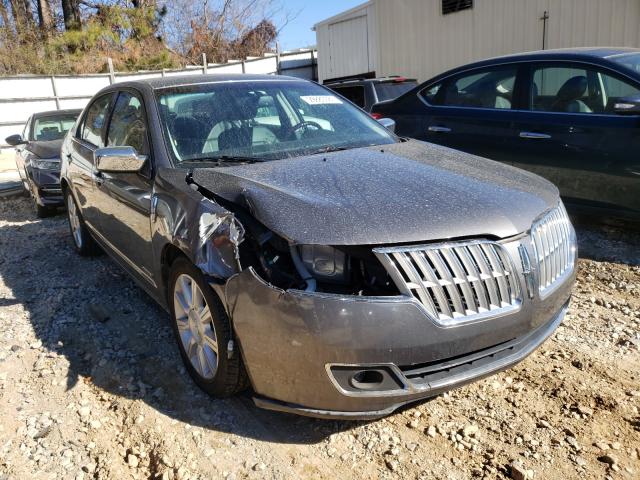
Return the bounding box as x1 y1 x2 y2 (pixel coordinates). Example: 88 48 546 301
372 48 640 222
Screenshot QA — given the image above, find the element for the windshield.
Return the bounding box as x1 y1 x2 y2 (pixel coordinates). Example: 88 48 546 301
374 81 417 101
610 52 640 75
32 114 78 141
156 80 396 164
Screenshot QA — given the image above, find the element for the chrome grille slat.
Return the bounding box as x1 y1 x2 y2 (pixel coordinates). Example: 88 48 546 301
425 250 462 317
375 241 522 325
481 243 510 306
531 204 576 297
469 244 501 308
391 252 435 312
440 248 478 314
410 251 452 317
456 246 490 311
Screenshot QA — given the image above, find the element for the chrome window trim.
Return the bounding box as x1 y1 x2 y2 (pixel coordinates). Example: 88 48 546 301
417 58 640 116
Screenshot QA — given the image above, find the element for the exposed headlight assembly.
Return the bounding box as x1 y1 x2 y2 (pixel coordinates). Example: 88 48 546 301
298 245 350 284
288 245 350 291
31 158 61 170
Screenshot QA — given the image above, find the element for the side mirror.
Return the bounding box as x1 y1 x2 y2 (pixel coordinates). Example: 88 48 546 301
613 96 640 115
94 146 147 173
377 117 396 133
5 134 26 146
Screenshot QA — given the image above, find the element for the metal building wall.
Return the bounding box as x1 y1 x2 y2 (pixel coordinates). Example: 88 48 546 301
316 2 378 82
373 0 640 82
316 0 640 84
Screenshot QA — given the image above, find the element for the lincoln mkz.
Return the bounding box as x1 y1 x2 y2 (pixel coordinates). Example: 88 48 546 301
60 75 576 419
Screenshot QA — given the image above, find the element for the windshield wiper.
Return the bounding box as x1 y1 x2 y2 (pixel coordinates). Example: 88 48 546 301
189 155 261 165
307 145 350 156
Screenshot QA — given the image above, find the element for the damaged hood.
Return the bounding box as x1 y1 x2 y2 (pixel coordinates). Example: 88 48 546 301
191 140 559 245
27 140 63 159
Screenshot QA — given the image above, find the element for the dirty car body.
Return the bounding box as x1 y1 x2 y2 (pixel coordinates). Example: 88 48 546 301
60 75 576 419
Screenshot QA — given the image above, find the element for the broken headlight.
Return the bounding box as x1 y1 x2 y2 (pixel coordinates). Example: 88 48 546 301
31 158 60 170
298 245 350 284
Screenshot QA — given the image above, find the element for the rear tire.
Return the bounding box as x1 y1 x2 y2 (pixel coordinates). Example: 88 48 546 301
65 189 100 257
168 257 247 397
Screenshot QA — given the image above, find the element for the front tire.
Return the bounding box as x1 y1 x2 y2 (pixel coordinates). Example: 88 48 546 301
65 189 100 256
169 257 247 397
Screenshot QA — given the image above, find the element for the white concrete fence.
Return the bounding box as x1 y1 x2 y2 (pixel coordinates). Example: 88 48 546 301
0 49 317 149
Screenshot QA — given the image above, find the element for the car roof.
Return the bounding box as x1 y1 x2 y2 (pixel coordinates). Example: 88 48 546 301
110 73 303 91
433 47 640 79
32 108 82 119
325 76 417 86
479 46 638 63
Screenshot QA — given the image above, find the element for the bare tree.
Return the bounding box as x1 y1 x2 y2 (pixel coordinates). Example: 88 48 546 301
61 0 80 30
8 0 29 33
37 0 53 32
160 0 285 64
0 0 290 75
0 1 11 29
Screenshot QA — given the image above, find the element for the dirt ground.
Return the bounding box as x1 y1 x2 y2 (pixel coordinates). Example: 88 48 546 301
0 152 14 172
0 196 638 480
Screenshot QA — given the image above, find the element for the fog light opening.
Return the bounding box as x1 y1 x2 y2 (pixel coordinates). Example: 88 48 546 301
350 370 385 390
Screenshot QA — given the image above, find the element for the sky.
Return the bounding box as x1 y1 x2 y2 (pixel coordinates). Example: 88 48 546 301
277 0 365 51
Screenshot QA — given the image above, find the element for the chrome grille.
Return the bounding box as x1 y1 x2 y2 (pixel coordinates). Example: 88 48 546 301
374 241 521 325
531 205 575 297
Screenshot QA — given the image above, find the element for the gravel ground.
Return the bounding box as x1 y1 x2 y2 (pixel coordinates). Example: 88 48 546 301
0 196 638 480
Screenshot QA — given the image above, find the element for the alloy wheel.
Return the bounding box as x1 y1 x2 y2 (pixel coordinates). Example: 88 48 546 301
173 273 219 379
67 194 82 248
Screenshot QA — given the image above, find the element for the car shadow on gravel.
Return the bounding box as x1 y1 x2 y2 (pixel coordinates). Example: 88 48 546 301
572 219 640 266
0 200 365 445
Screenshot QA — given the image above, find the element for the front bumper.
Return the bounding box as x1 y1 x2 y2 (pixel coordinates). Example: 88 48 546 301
253 302 567 419
225 233 575 418
28 168 63 206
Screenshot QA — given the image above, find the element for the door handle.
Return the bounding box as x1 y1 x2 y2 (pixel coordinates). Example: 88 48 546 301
519 132 551 139
428 126 452 133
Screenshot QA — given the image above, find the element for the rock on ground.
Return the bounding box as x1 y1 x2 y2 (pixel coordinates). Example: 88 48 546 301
0 197 638 479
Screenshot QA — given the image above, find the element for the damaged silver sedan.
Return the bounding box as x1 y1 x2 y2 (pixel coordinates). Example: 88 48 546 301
60 74 576 419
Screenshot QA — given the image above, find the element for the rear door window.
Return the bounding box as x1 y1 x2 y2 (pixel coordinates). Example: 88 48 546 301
374 81 417 101
426 66 517 109
80 94 113 148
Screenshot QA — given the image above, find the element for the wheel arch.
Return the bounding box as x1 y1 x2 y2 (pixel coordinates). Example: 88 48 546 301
160 242 191 299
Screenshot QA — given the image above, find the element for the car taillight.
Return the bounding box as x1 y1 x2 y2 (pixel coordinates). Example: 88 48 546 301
393 77 407 82
370 112 383 120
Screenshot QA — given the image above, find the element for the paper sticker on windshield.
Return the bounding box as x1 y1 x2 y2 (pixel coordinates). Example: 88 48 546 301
300 95 343 105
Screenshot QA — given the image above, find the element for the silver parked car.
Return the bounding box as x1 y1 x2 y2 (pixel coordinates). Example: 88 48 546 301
60 74 576 419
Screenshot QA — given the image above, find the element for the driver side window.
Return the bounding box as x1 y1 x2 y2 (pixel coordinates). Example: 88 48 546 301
80 94 113 148
529 64 640 114
107 91 149 155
